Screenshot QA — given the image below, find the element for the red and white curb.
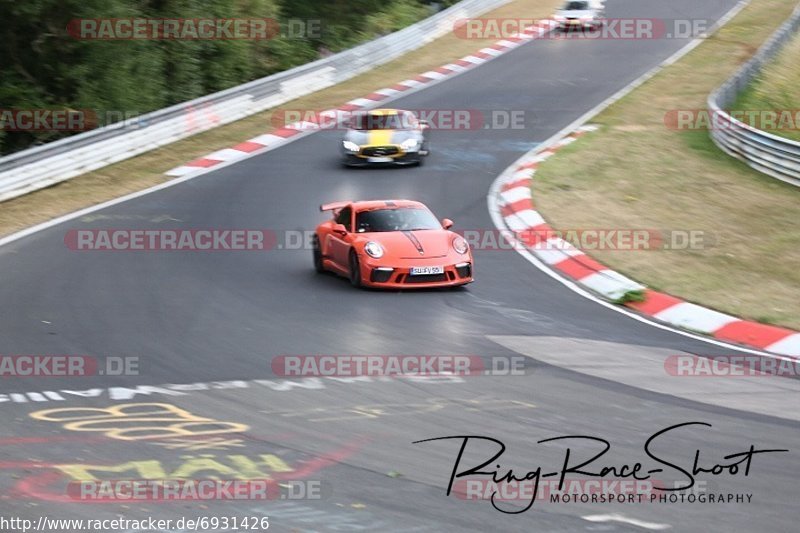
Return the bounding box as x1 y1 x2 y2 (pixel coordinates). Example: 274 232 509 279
166 20 558 177
490 125 800 358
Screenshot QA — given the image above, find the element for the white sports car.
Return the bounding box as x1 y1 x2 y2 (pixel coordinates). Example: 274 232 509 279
554 0 605 30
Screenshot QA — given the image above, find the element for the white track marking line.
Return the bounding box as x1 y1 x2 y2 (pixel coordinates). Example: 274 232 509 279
164 166 200 177
459 55 486 64
347 98 375 108
499 186 531 204
246 133 284 145
419 70 449 80
583 513 671 530
204 148 248 162
372 88 402 97
479 47 505 56
765 333 800 355
397 78 427 88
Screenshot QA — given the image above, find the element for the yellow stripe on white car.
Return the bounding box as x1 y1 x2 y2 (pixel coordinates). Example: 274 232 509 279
367 129 395 146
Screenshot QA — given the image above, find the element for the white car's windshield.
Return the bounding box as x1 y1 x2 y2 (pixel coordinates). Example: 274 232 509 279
564 1 590 9
350 112 415 130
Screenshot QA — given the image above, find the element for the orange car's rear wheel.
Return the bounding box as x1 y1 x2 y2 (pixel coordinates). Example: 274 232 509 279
349 250 362 288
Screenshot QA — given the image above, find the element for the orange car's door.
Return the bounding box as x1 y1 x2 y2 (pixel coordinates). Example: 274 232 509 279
327 206 353 270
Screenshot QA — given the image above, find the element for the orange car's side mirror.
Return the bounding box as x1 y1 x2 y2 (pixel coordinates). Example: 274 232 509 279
332 223 348 235
442 218 454 229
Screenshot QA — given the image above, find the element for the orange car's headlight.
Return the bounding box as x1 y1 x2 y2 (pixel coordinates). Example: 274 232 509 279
364 241 385 258
452 236 469 255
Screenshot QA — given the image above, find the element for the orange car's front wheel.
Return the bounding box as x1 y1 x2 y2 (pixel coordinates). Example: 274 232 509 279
349 250 362 288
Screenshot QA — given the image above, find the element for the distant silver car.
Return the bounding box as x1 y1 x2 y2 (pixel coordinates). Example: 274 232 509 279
341 109 430 167
554 0 605 30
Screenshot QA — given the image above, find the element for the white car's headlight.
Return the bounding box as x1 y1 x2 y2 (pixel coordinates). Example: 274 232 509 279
401 138 419 151
452 237 469 255
364 241 384 258
343 140 360 153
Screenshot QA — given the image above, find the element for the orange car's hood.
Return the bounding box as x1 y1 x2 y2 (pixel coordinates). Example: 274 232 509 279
364 230 455 259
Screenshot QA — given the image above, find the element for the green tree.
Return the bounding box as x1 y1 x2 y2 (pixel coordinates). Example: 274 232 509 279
0 0 447 154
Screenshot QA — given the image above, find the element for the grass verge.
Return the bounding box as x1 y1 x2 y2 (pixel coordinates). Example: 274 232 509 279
534 0 800 330
0 0 560 238
735 26 800 142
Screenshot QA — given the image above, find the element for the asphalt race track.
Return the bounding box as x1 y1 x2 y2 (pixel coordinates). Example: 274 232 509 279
1 0 798 531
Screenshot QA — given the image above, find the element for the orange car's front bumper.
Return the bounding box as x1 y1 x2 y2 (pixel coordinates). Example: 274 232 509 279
359 261 473 289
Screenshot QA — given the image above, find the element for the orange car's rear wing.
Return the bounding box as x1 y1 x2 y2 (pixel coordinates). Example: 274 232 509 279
320 201 351 213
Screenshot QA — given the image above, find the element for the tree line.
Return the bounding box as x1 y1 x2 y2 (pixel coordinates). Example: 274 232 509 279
0 0 458 154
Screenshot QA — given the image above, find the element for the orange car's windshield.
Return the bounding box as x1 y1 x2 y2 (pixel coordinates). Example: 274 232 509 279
355 208 441 233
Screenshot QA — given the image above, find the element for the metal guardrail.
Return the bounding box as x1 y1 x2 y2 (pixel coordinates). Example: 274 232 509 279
0 0 510 202
707 3 800 187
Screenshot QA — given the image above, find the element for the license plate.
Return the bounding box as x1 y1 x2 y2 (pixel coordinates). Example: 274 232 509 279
410 266 444 276
368 157 393 163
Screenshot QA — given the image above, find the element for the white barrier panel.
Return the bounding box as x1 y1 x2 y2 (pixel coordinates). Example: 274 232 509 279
707 4 800 188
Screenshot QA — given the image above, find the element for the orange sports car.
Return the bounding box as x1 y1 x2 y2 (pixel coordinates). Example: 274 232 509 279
313 200 473 289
